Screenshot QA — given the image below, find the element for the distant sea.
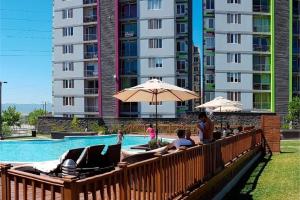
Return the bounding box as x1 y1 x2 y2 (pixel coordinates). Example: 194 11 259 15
2 104 52 115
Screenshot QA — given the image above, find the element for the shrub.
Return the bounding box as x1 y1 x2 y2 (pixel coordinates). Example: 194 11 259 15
70 117 83 132
148 139 170 149
89 122 108 134
2 123 12 136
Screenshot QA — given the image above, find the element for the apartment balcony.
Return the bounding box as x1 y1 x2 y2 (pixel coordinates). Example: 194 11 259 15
253 102 271 110
253 25 270 33
85 106 98 112
253 83 270 90
253 44 270 52
253 64 270 71
84 15 97 23
84 34 97 41
84 70 98 77
84 52 98 59
84 88 98 95
83 0 97 4
253 5 270 13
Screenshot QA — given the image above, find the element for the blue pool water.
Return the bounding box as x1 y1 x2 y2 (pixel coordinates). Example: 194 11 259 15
0 135 160 163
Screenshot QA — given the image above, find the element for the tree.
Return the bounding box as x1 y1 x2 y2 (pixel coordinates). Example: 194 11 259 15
286 97 300 122
71 116 81 131
28 109 46 126
2 106 21 126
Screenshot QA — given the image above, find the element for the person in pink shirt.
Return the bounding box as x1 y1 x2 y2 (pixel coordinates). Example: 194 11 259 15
146 123 156 140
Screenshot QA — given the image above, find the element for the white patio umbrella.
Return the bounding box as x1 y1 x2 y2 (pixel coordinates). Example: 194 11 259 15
195 96 242 128
195 96 242 110
212 105 242 112
113 79 199 138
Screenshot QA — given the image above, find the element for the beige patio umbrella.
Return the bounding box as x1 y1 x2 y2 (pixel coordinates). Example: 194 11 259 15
113 79 199 138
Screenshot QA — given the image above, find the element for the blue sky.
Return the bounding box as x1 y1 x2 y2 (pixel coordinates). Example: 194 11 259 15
0 0 202 104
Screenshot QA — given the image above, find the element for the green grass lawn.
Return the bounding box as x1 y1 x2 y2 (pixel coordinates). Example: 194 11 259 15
226 140 300 200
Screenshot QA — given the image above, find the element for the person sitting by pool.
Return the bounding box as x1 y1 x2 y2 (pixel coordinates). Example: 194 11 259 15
117 129 124 144
168 129 193 149
145 123 156 140
185 129 195 146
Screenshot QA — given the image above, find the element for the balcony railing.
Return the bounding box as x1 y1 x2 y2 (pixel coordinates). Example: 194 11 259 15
84 52 98 59
83 0 96 4
84 15 97 23
253 83 270 90
84 34 97 41
84 70 98 77
253 5 270 13
253 25 270 33
253 44 270 52
253 102 271 110
253 64 270 71
85 106 98 112
84 88 98 94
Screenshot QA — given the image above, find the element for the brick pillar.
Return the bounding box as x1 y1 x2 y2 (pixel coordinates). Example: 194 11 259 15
261 115 281 153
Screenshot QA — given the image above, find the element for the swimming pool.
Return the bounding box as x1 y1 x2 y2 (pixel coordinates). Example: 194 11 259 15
0 135 171 163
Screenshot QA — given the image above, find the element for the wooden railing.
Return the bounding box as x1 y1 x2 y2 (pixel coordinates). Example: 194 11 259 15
1 129 263 200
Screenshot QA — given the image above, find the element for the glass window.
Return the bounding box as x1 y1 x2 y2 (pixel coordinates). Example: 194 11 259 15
227 72 241 83
149 77 162 81
148 19 162 29
177 60 187 71
121 23 137 37
206 0 214 9
227 92 241 101
205 37 215 48
176 23 188 33
227 33 241 44
206 55 215 66
253 93 271 109
63 97 75 106
149 39 162 48
148 0 161 10
177 78 186 88
176 4 186 15
149 58 163 68
120 59 137 75
227 14 241 24
227 53 241 63
120 4 137 18
63 62 74 71
121 41 137 56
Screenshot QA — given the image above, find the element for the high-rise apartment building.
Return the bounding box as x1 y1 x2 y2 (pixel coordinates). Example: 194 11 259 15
291 0 300 98
203 0 300 115
53 0 195 118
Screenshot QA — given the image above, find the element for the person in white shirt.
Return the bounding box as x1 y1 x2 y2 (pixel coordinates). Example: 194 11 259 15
170 129 193 149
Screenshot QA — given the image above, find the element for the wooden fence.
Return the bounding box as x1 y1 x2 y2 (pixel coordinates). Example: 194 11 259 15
0 129 263 200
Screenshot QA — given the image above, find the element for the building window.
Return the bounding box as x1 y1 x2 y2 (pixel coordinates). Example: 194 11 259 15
205 37 215 48
227 33 241 44
62 27 73 37
177 101 186 106
177 78 186 88
227 0 241 4
227 72 241 83
148 0 161 10
149 58 163 68
62 45 74 54
176 23 188 34
177 41 188 52
227 92 241 101
206 55 215 66
63 114 74 118
63 80 74 88
208 18 214 28
177 60 187 71
62 62 74 71
149 76 162 81
62 9 73 19
206 0 214 9
227 14 241 24
176 4 187 15
227 53 241 63
149 39 162 48
148 19 162 29
205 74 214 84
63 97 75 106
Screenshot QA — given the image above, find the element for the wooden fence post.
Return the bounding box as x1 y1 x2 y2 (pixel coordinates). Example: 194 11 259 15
118 162 128 200
63 175 79 200
154 153 163 200
1 164 11 200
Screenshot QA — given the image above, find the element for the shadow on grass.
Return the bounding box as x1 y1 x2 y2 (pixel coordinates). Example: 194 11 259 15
224 153 272 200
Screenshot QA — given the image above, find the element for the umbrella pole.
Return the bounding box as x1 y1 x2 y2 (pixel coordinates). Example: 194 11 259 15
155 91 158 140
